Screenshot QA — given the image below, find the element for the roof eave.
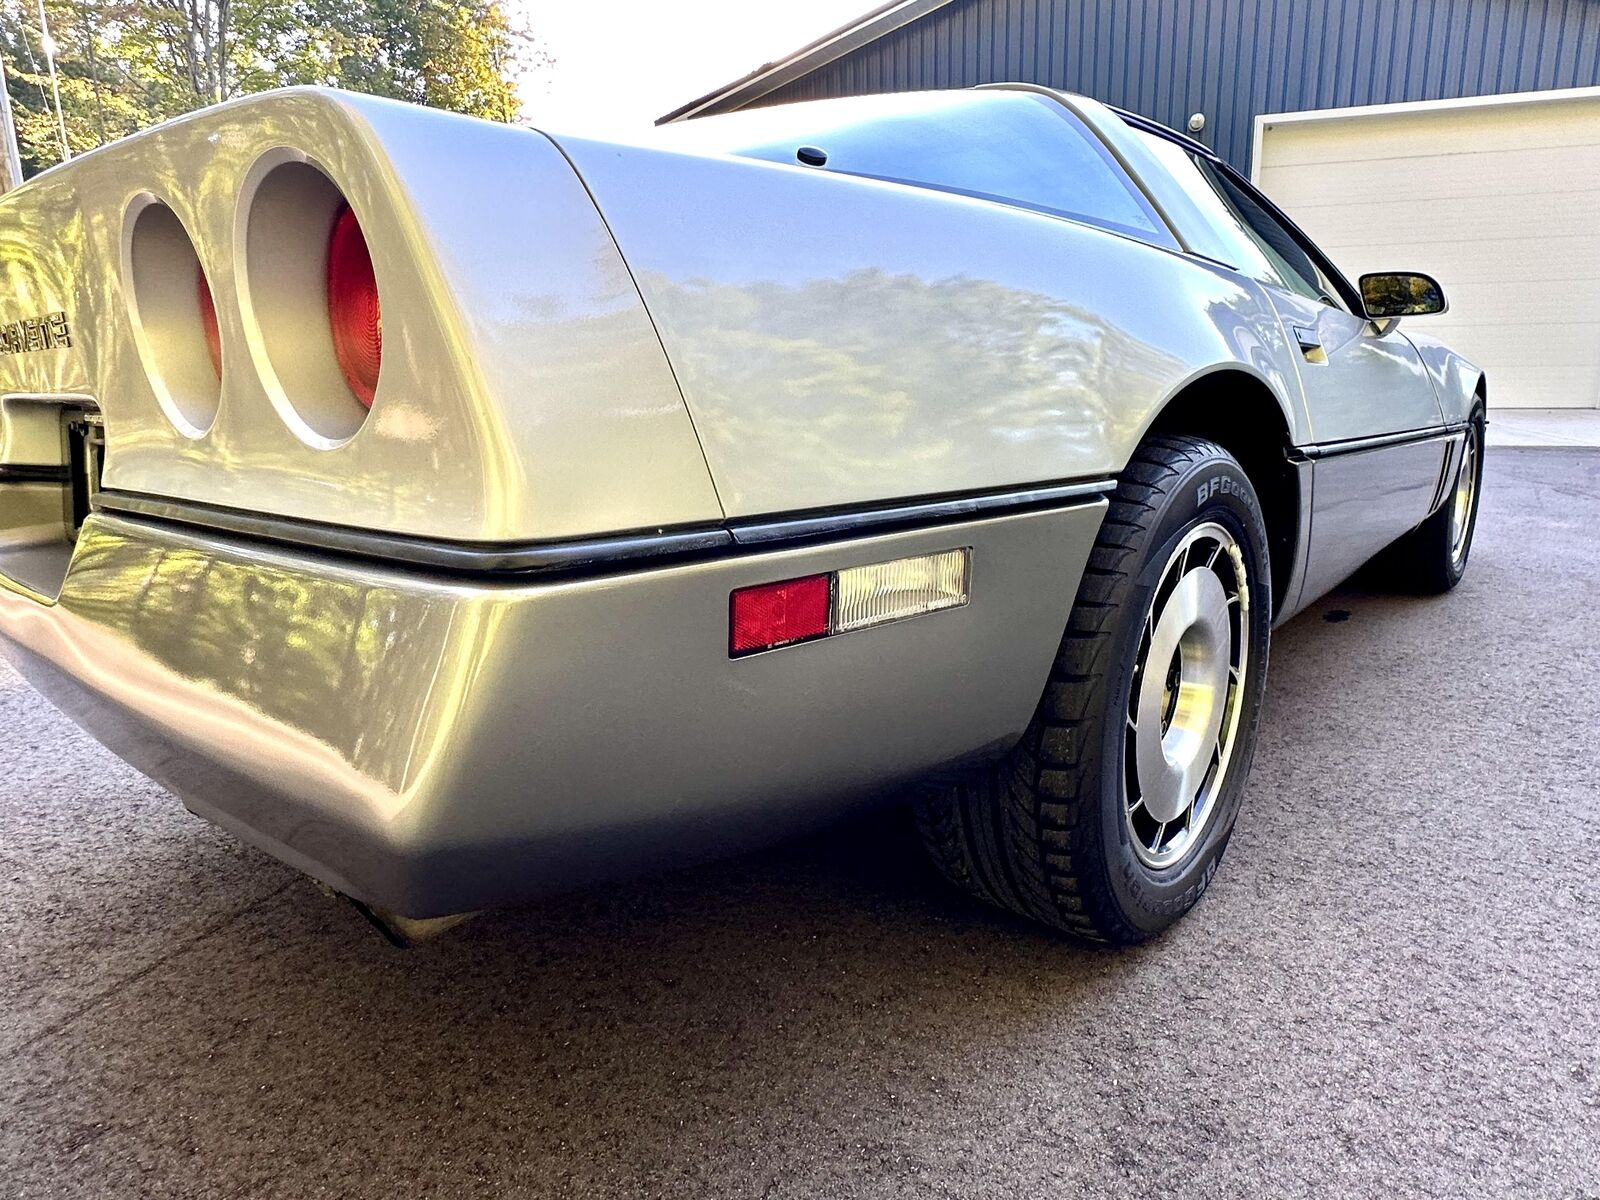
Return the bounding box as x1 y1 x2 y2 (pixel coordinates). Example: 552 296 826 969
656 0 963 124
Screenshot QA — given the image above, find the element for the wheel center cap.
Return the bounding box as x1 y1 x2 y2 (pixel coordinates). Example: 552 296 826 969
1160 651 1182 733
1134 569 1232 824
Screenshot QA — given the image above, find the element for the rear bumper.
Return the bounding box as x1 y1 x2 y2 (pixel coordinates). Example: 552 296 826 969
0 504 1103 916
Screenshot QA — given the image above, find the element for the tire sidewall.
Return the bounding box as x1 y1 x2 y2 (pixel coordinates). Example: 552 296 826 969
1094 451 1273 937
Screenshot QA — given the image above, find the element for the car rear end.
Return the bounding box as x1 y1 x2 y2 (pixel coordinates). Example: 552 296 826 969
0 88 1107 918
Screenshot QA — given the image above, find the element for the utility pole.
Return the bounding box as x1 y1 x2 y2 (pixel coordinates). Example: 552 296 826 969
0 55 23 193
36 0 69 163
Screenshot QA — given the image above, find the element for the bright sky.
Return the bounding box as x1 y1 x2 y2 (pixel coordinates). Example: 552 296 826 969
510 0 876 133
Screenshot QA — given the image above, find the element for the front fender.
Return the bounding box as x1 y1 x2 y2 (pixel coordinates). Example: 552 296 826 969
1403 329 1485 424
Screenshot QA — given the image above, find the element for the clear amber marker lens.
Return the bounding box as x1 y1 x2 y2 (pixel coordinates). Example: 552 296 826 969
831 548 970 635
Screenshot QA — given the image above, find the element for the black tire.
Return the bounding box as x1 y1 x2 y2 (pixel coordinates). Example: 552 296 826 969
1366 409 1485 594
915 435 1273 945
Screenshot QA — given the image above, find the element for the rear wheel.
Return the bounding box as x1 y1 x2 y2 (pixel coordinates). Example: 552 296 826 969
1367 409 1484 594
915 435 1273 945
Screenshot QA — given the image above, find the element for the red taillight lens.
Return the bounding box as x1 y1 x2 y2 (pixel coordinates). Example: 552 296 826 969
729 574 831 656
197 266 221 379
326 203 381 408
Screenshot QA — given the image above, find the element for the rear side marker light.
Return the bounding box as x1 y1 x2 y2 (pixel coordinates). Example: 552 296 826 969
729 548 970 657
730 573 831 656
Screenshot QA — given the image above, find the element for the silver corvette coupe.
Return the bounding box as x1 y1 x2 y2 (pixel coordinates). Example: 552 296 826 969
0 85 1483 945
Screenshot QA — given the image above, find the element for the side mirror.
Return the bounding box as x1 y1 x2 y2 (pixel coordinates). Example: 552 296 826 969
1359 272 1447 319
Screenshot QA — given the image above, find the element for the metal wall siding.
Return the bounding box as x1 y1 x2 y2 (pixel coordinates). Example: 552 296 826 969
752 0 1600 169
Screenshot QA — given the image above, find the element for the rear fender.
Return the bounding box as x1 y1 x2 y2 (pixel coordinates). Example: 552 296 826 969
551 131 1307 518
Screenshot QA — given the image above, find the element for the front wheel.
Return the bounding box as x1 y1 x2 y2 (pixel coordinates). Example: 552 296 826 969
915 435 1273 945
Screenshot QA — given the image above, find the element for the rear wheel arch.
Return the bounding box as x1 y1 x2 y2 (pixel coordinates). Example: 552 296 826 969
1140 369 1300 620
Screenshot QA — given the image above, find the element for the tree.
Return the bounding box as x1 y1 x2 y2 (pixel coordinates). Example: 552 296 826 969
2 1 152 173
1 0 544 176
324 0 534 124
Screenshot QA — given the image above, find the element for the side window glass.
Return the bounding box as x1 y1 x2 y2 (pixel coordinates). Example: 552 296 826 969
1202 165 1327 303
1132 130 1335 304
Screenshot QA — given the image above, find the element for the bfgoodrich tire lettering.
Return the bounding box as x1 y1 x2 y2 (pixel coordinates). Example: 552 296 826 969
916 435 1273 944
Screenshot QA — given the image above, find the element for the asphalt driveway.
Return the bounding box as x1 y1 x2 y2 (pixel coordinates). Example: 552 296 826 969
2 448 1596 1199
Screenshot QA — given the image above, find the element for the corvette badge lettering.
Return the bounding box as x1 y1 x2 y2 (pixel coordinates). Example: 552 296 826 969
0 311 72 355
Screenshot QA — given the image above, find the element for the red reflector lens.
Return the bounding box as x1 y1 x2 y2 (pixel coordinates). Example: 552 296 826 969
197 266 221 379
730 574 830 656
326 203 382 409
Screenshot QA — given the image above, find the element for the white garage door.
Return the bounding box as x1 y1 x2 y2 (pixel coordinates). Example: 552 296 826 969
1255 87 1600 409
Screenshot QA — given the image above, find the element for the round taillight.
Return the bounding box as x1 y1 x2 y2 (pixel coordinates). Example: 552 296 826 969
197 265 222 378
325 203 381 408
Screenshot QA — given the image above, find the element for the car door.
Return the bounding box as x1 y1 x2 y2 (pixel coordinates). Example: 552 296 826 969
1125 130 1458 611
1200 166 1466 607
1197 162 1444 443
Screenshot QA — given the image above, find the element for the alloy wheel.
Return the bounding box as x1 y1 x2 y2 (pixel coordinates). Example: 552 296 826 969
1123 521 1250 870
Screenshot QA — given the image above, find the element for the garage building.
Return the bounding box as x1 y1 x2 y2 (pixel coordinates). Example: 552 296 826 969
662 0 1600 409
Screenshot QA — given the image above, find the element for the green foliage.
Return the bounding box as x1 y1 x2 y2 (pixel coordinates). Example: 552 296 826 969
2 0 542 176
329 0 530 122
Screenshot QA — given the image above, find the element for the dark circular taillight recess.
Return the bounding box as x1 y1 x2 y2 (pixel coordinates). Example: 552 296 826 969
326 203 382 409
125 197 222 438
241 154 380 446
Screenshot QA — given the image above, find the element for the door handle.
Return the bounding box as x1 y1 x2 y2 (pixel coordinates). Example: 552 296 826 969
1291 324 1326 363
